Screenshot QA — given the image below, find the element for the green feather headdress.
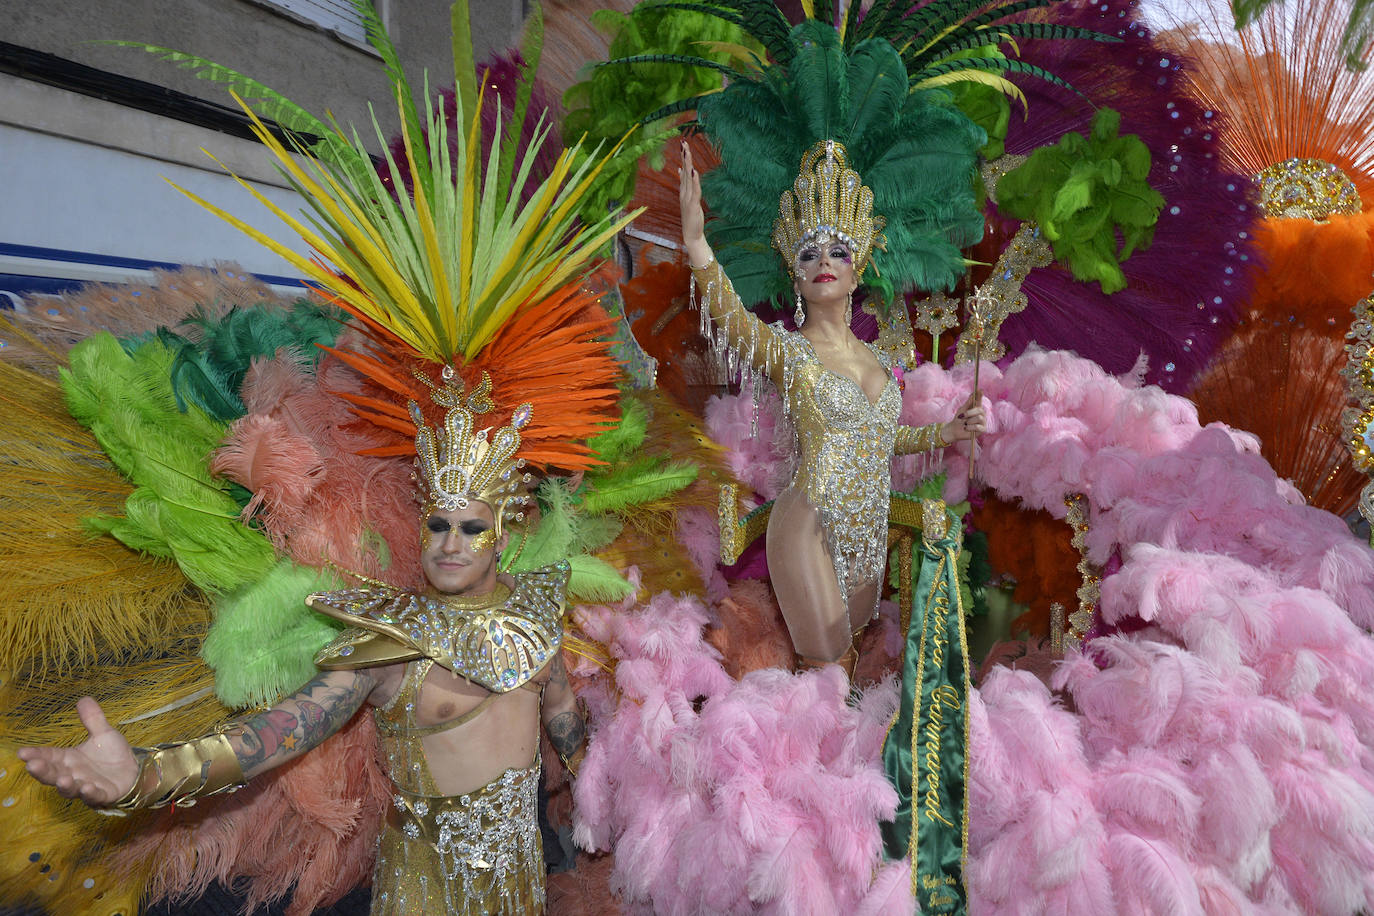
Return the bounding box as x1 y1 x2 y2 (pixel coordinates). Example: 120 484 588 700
597 0 1118 306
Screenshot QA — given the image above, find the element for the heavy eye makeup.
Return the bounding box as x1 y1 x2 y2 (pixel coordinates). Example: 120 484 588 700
425 516 490 536
796 244 852 265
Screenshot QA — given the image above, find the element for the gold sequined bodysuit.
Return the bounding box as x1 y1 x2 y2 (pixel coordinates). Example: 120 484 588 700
310 564 570 914
369 658 545 915
692 261 943 626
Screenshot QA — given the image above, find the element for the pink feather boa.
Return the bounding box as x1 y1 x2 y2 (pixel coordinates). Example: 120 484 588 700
588 347 1374 914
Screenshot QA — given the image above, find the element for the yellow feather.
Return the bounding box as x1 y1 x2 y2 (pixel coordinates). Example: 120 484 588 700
915 70 1029 114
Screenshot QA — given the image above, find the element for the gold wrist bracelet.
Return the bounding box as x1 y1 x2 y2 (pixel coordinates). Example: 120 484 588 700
895 422 949 455
102 725 246 815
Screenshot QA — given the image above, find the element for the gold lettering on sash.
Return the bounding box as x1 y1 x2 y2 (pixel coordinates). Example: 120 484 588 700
919 578 963 830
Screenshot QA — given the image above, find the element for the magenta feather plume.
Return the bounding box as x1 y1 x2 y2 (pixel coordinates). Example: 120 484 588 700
381 50 563 206
988 0 1260 392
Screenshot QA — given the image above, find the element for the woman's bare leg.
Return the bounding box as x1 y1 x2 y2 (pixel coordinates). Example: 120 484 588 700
767 487 867 662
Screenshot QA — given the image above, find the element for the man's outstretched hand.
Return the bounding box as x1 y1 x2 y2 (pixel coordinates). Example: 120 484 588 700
17 696 139 807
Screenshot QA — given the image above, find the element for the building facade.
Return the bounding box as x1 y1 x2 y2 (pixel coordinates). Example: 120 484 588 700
0 0 526 301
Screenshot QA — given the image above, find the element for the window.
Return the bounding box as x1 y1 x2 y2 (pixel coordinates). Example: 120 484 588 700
257 0 370 44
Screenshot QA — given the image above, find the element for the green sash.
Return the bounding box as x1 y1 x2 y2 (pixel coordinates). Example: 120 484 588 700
881 499 970 913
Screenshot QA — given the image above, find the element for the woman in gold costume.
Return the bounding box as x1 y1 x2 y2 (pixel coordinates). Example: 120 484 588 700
679 140 985 674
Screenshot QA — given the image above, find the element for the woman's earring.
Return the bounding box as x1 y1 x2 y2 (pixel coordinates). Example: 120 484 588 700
845 290 853 328
794 290 806 326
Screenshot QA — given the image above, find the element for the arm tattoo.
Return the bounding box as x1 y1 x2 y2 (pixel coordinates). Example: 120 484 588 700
232 670 375 776
546 710 586 758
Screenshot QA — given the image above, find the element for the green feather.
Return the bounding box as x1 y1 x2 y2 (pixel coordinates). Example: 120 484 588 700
566 554 635 602
450 0 478 128
354 0 431 192
63 334 279 594
581 459 698 515
507 480 578 571
843 39 907 142
497 1 544 194
588 396 649 465
109 42 377 194
790 21 848 139
145 300 345 423
202 560 342 708
995 108 1163 294
598 53 743 80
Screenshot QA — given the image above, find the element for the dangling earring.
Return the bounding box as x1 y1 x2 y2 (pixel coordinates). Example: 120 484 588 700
794 289 806 327
845 290 853 328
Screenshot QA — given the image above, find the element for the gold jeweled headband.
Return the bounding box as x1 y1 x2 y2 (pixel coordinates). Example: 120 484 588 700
771 139 887 277
411 368 534 537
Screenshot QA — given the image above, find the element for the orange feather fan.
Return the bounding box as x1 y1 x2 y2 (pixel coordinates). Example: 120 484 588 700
624 131 720 248
318 278 622 471
1174 2 1374 210
1191 326 1365 516
1173 0 1374 517
623 257 723 415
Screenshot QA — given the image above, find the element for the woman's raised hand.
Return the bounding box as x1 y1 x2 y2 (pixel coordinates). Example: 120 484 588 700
678 140 712 268
16 696 139 807
941 391 987 444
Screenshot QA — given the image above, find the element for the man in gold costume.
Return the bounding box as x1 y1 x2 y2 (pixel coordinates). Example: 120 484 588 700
19 372 587 915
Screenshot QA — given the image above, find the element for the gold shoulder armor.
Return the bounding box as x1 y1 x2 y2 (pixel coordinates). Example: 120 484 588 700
306 562 569 692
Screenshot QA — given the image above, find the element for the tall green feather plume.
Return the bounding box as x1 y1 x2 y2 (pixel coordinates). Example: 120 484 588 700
104 42 378 195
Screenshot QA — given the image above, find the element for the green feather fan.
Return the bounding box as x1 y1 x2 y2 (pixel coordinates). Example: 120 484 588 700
62 333 277 593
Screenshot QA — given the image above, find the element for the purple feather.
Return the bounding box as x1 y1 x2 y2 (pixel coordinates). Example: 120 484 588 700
379 50 563 206
989 0 1261 391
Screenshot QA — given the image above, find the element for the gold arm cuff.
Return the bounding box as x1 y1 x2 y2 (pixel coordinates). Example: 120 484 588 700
103 727 245 814
894 422 948 455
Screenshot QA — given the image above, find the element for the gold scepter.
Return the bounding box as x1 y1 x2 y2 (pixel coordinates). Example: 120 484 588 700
964 294 989 492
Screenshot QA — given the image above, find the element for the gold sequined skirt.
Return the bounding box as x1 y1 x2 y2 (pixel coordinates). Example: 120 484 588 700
370 761 545 914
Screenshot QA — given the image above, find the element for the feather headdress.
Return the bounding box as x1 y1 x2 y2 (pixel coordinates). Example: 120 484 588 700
1177 0 1374 517
138 0 639 472
583 0 1120 306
